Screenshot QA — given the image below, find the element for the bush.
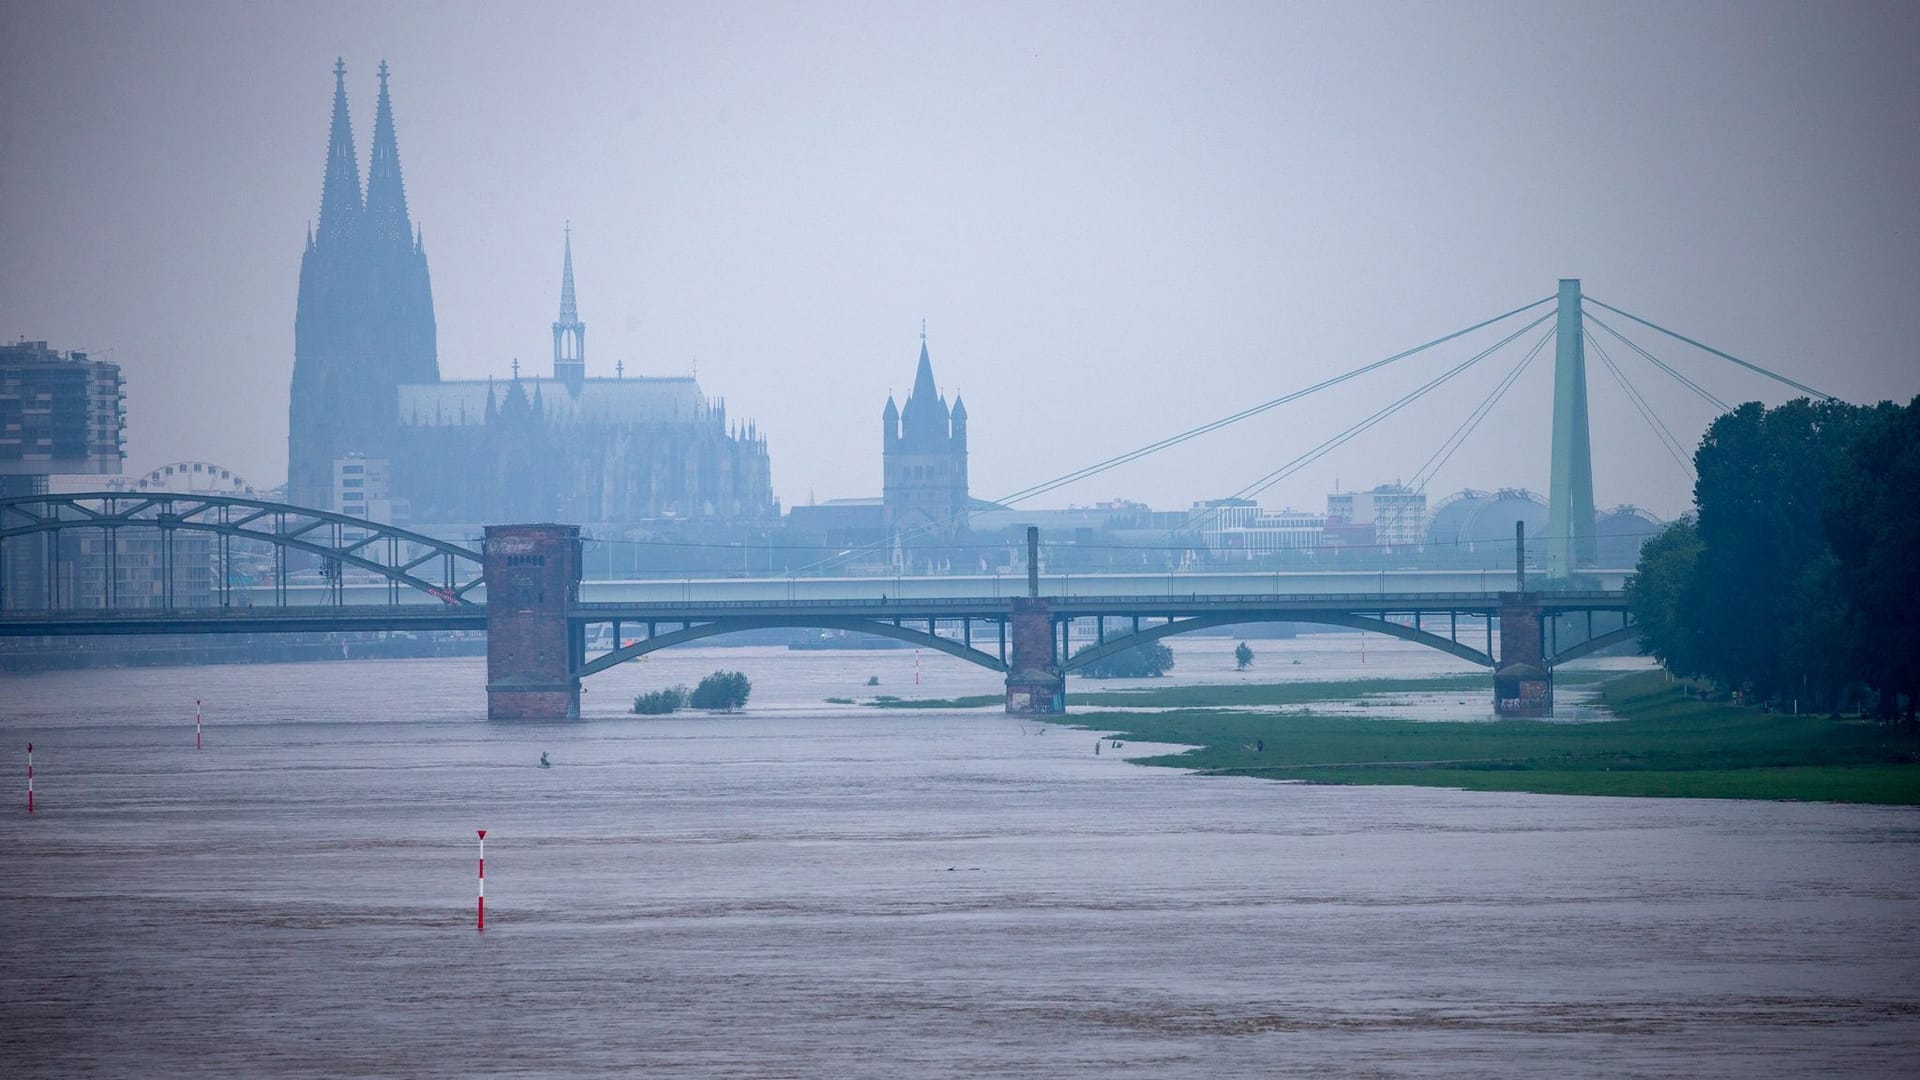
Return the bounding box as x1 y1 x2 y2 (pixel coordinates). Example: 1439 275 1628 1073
1074 641 1175 678
632 686 687 715
689 670 752 711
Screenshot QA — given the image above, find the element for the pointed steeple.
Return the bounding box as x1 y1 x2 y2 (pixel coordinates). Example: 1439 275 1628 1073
364 60 412 246
557 223 579 324
910 337 937 405
553 222 586 390
316 58 363 247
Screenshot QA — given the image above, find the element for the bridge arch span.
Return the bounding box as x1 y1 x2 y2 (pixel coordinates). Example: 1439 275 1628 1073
1061 612 1496 672
577 616 1008 678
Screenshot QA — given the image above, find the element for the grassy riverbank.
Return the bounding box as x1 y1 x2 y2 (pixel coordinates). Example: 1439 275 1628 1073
1059 670 1920 804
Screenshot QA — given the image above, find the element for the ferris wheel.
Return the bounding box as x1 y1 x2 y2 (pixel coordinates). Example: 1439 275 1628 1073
114 460 260 496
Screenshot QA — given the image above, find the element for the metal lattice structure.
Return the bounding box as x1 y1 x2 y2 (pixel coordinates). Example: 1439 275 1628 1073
0 492 484 611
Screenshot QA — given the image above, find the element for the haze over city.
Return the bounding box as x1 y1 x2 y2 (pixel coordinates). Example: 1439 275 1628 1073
4 1 1916 520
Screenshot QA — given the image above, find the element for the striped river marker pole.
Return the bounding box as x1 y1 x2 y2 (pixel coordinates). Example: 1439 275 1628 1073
476 829 487 932
26 743 34 814
195 699 203 750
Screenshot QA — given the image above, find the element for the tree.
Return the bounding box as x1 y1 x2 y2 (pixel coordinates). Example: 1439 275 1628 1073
1074 641 1174 678
1625 516 1706 679
632 687 687 715
689 670 752 711
1689 399 1879 699
1825 395 1920 725
1234 642 1254 670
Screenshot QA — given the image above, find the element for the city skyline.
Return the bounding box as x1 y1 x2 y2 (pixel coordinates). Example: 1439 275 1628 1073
4 3 1917 520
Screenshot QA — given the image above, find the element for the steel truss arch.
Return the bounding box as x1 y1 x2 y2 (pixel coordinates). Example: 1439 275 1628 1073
0 492 485 606
1062 611 1497 671
576 616 1009 677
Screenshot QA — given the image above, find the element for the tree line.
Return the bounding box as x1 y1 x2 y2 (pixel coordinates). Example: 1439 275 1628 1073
1627 396 1918 723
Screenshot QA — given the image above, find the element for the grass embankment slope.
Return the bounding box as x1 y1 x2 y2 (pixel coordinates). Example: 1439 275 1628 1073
1067 671 1920 805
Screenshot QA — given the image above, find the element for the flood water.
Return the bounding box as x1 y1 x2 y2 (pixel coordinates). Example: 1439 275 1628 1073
2 636 1916 1077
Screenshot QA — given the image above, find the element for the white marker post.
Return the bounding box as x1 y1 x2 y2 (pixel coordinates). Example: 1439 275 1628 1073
476 829 487 932
26 742 34 814
195 699 203 751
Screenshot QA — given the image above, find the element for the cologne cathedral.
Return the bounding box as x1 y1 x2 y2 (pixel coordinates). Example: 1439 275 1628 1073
287 60 774 527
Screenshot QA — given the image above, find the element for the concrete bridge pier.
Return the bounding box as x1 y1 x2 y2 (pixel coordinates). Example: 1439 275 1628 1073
484 523 583 720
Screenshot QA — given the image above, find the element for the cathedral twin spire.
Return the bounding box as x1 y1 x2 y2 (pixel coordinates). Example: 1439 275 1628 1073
314 58 416 252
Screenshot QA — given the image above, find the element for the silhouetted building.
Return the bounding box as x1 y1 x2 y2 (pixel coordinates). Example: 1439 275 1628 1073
0 340 125 498
882 330 968 538
391 230 773 524
288 60 436 509
286 61 773 527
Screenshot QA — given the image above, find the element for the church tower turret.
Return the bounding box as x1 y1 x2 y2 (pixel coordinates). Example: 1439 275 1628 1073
553 224 586 394
882 325 970 538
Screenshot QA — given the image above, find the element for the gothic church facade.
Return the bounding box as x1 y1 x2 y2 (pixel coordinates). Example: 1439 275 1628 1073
287 61 773 527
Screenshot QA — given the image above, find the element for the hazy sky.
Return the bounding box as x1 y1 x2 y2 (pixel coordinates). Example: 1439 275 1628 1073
3 1 1915 520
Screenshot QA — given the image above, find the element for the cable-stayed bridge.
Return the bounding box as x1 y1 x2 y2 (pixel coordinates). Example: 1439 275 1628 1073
0 280 1828 716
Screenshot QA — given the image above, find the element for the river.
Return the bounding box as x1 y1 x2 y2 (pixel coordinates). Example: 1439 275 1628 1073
2 636 1915 1077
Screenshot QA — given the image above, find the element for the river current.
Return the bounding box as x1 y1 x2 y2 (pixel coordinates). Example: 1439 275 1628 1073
2 636 1916 1077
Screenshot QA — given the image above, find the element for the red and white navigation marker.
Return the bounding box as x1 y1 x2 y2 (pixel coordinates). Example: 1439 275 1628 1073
476 829 487 932
26 742 34 814
195 699 203 750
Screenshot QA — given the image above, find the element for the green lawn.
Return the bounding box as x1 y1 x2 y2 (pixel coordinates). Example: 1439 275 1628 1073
1072 671 1920 805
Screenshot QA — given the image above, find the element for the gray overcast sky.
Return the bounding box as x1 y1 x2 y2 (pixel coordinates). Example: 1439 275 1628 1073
3 0 1916 520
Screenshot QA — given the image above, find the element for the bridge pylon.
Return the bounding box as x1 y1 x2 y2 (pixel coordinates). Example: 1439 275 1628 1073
484 524 583 720
1547 278 1598 577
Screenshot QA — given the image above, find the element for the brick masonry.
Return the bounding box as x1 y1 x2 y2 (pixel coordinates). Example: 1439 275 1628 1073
484 523 583 720
1495 591 1552 717
1006 597 1065 714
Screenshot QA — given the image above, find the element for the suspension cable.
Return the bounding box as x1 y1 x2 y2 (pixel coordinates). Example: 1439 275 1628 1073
1582 294 1831 400
792 294 1557 573
1183 310 1555 537
1585 311 1729 411
1585 330 1696 478
1410 322 1555 492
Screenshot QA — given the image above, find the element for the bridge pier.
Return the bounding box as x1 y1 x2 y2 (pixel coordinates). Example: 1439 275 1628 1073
1005 597 1065 714
1494 592 1552 717
484 524 583 720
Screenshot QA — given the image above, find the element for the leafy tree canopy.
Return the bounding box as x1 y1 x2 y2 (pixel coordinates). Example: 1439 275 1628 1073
1074 640 1175 678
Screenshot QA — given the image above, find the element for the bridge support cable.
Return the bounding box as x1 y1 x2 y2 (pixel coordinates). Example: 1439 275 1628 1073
1184 310 1556 537
791 295 1556 575
1410 323 1556 492
1582 295 1832 401
1584 330 1696 479
1583 312 1730 412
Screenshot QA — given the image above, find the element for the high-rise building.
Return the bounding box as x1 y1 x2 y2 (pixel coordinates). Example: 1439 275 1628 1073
0 340 125 498
881 330 968 538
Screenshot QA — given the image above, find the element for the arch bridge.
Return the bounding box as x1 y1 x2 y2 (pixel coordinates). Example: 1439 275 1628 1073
0 502 1631 719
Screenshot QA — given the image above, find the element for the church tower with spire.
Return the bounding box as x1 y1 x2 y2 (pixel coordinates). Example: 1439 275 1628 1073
552 225 585 393
881 327 969 538
288 58 438 508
